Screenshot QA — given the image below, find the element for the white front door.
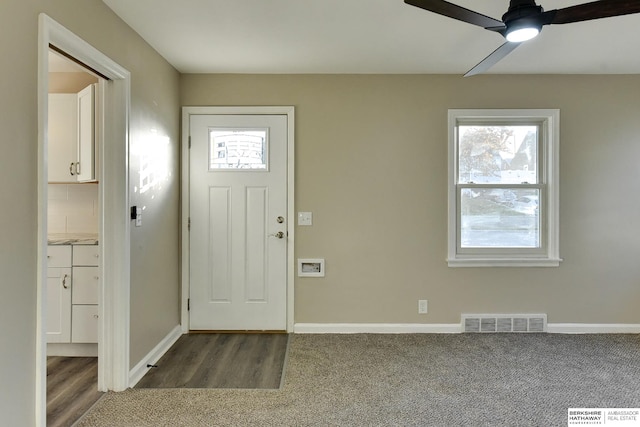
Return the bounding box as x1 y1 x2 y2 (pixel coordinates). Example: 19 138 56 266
189 113 288 330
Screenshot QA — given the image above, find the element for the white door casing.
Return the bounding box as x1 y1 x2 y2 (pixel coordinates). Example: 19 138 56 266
38 14 131 426
182 107 294 332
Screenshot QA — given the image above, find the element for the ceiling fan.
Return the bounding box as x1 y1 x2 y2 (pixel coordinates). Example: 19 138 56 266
404 0 640 76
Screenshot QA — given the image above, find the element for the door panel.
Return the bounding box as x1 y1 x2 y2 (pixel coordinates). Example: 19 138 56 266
189 114 288 330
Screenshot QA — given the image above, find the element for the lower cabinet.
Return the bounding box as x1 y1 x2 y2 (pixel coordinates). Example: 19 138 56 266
46 244 99 345
46 267 72 343
72 305 99 343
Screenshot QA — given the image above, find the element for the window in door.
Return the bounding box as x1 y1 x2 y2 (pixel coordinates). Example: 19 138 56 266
209 128 268 170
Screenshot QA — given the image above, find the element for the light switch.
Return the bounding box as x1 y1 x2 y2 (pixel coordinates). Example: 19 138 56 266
135 207 142 227
298 212 312 226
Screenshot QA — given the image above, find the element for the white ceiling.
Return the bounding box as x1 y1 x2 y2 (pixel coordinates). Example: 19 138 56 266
101 0 640 75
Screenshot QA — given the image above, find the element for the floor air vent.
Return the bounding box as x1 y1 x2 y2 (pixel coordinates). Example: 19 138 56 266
462 314 547 333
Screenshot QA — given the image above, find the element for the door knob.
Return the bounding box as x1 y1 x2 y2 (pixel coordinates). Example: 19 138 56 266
269 231 285 239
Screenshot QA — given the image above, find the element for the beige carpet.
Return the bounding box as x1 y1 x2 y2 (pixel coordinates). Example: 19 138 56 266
77 333 640 426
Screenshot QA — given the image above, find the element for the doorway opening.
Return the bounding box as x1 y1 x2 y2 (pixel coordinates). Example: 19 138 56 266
38 14 131 426
45 47 104 426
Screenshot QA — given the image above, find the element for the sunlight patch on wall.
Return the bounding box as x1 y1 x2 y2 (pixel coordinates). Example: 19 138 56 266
132 129 171 196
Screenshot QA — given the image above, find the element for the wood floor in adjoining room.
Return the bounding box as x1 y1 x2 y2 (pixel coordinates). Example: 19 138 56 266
135 333 290 389
47 356 103 427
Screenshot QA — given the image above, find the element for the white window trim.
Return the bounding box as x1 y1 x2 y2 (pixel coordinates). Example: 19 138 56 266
447 109 562 267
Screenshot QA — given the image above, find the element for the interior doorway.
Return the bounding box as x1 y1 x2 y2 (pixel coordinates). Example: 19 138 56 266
38 14 131 426
45 47 104 426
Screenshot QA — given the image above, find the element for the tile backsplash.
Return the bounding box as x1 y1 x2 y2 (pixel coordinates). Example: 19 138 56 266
48 183 99 234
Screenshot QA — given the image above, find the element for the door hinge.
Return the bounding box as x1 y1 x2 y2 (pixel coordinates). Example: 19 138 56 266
187 298 190 311
188 135 191 149
188 217 191 231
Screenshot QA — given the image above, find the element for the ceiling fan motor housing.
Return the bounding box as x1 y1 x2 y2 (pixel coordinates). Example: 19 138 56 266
503 0 543 24
502 0 544 40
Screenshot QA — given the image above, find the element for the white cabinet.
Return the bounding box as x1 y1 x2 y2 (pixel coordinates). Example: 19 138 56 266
47 245 72 268
76 84 96 182
72 305 99 343
72 244 100 266
48 83 97 183
46 244 99 345
46 267 72 343
71 267 99 305
48 94 77 182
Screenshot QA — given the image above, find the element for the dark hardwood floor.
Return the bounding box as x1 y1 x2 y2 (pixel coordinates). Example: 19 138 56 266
135 333 289 389
46 334 287 424
47 357 103 427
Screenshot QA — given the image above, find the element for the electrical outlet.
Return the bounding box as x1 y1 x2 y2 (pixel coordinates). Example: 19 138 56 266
418 299 428 314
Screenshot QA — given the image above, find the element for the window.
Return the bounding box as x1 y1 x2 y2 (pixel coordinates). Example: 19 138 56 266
208 128 268 170
447 109 561 267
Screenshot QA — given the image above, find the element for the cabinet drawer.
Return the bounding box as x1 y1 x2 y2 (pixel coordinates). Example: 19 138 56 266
71 305 98 343
72 266 99 304
73 245 100 266
47 246 72 268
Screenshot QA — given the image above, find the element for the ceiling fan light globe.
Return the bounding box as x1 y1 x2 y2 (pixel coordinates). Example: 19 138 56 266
506 27 539 42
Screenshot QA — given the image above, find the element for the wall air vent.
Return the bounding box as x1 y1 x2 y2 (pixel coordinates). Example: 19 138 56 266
462 314 547 333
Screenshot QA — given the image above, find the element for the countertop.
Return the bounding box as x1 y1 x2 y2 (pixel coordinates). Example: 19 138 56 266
48 233 99 245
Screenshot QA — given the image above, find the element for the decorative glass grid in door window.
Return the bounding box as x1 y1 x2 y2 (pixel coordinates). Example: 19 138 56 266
208 128 268 170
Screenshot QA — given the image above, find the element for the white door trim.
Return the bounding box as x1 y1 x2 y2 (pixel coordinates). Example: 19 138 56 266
37 14 131 426
181 106 295 332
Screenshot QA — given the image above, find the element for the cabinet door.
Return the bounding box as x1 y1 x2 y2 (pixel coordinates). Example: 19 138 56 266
47 268 72 343
48 94 77 183
72 305 99 343
72 266 99 305
76 84 96 182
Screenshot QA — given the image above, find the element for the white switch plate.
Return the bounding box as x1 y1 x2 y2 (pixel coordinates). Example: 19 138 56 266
418 300 428 314
135 207 142 227
298 212 312 226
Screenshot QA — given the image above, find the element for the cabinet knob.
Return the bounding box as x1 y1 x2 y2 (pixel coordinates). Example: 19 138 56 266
94 276 99 280
93 314 99 319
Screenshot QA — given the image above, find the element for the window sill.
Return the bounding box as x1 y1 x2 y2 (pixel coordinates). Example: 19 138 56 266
447 257 563 268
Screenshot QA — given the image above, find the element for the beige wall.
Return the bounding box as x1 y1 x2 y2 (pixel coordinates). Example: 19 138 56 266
0 1 180 424
181 74 640 325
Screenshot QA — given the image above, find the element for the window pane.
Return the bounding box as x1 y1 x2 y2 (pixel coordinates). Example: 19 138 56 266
458 125 538 184
209 129 268 170
460 188 540 248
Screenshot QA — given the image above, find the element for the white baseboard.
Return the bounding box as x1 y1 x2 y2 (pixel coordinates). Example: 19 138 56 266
294 323 462 334
547 323 640 334
294 323 640 335
129 325 183 387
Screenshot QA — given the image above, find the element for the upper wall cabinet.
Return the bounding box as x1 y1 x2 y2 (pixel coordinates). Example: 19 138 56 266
48 83 97 183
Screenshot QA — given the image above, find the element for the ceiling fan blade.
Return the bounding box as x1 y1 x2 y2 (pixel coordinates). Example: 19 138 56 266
464 42 521 77
404 0 505 29
548 0 640 25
